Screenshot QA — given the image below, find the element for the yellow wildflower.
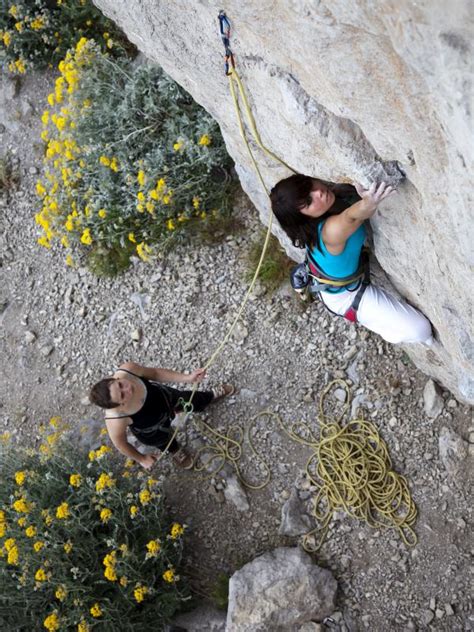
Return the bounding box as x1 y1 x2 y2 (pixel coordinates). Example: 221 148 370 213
192 196 200 209
56 502 70 520
80 228 92 246
137 170 146 186
41 110 49 125
173 140 184 151
95 445 112 458
100 508 112 523
30 16 45 30
198 134 211 146
25 525 37 538
77 620 89 632
136 242 152 262
36 181 46 198
34 541 45 552
119 576 128 587
133 585 148 603
98 208 107 219
69 473 82 487
167 219 175 231
2 31 11 46
8 5 18 17
104 565 117 581
99 155 110 167
125 458 135 468
128 232 136 243
43 613 60 632
139 488 152 505
170 522 185 539
35 567 48 582
90 603 102 618
15 470 26 485
47 93 55 107
162 194 171 205
42 510 53 526
163 568 176 583
60 235 69 248
200 211 207 219
14 22 23 33
65 254 74 267
13 498 31 513
7 543 19 565
137 191 145 202
129 505 139 518
110 157 119 172
146 539 161 557
55 585 67 601
41 130 49 142
63 541 73 554
17 516 27 527
95 472 115 492
146 201 155 214
106 38 113 49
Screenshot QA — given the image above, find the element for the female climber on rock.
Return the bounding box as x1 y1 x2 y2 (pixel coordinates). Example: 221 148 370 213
89 362 234 470
270 175 433 344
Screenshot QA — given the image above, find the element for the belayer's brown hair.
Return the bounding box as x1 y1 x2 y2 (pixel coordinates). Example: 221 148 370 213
89 378 118 409
270 174 359 250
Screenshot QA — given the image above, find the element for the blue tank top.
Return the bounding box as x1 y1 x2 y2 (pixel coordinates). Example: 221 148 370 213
309 221 366 293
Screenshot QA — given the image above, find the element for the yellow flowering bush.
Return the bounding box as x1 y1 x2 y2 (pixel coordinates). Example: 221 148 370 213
0 420 190 629
34 38 236 275
0 0 128 74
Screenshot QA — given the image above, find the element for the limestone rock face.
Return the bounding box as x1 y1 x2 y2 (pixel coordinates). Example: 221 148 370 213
94 0 474 402
226 547 337 631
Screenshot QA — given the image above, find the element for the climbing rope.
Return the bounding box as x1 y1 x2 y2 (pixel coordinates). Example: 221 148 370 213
278 380 418 550
153 10 293 463
147 13 418 550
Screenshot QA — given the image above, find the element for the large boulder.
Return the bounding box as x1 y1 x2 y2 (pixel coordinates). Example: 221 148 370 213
225 547 337 631
94 0 474 403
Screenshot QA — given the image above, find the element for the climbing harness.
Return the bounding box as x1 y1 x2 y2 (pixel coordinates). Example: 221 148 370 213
291 247 371 322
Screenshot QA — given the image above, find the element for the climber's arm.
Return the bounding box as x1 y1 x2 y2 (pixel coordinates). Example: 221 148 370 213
322 182 396 255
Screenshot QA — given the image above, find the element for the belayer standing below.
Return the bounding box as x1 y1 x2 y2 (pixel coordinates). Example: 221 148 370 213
89 362 234 469
270 174 433 344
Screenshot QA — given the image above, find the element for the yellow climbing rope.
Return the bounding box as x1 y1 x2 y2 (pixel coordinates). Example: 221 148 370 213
279 380 418 550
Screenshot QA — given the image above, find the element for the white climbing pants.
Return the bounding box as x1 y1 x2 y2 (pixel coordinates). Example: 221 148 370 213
320 284 433 344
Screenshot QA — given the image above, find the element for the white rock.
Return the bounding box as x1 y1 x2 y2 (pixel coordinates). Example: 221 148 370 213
226 547 337 631
24 330 37 344
223 474 249 512
439 426 468 477
423 379 444 418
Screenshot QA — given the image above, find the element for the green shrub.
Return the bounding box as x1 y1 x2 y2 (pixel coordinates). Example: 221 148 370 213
34 38 236 272
0 0 129 74
210 572 229 610
0 420 190 631
244 230 294 292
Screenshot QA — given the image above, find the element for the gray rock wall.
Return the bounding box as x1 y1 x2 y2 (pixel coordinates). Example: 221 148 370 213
94 0 474 402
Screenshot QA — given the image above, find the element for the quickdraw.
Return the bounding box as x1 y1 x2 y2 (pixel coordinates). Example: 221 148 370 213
218 10 235 75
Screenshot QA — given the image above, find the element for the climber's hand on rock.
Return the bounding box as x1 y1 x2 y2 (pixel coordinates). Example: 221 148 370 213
355 181 396 210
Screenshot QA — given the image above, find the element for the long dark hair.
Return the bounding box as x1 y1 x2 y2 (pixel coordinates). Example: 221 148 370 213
269 174 360 250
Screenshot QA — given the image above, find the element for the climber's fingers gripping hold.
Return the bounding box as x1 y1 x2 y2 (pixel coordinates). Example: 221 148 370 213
355 181 397 207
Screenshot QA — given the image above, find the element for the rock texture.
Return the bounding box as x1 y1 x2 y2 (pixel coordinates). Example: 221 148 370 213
226 547 337 631
94 3 473 400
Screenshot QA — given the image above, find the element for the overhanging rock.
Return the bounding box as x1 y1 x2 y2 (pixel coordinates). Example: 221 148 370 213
94 0 474 403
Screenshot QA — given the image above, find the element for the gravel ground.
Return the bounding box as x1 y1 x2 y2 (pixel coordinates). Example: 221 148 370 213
0 70 473 632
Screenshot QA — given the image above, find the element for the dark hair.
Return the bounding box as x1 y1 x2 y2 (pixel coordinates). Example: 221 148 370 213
269 174 359 250
89 378 118 409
